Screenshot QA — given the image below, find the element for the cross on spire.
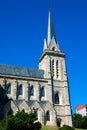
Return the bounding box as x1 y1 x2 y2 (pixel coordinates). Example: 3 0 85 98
48 3 51 9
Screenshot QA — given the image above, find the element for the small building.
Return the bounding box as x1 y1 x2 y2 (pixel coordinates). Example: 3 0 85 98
76 105 87 116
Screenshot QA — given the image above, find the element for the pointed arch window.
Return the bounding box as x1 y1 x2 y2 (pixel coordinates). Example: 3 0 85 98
46 110 50 121
30 85 34 96
19 84 23 95
22 109 25 112
41 86 45 97
55 92 59 104
7 83 11 94
34 110 38 119
52 46 55 51
56 60 58 78
52 59 54 77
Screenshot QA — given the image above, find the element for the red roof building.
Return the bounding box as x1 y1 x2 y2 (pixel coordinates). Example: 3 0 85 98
76 105 87 116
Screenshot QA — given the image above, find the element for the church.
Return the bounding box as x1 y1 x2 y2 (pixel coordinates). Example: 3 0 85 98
0 9 72 127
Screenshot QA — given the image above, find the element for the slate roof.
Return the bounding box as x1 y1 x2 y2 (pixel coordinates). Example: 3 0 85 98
39 101 47 108
13 100 24 106
0 64 44 78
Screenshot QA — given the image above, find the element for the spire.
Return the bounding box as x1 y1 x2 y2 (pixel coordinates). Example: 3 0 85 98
43 38 47 51
46 8 56 47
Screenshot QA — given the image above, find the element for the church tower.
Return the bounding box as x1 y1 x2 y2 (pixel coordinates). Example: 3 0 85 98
39 9 73 126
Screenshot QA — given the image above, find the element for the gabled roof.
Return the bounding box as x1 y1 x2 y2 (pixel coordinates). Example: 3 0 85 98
13 100 23 106
39 101 47 108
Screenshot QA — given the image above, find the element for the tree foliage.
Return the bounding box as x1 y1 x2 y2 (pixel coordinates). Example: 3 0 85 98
81 116 87 129
0 111 41 130
73 114 82 128
73 113 87 129
0 85 10 120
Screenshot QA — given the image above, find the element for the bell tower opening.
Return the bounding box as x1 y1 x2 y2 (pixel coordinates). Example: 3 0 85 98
52 46 55 51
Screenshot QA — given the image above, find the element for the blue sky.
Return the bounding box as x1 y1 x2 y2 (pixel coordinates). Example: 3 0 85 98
0 0 87 113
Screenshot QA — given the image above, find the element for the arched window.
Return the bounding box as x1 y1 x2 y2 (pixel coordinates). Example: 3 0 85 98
33 107 38 119
41 86 45 97
55 92 59 104
52 47 55 51
52 59 54 77
19 84 23 95
34 110 38 119
56 60 58 78
7 83 11 94
46 110 50 121
22 109 25 112
30 85 34 96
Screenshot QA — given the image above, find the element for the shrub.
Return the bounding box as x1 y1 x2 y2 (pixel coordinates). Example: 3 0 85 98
73 114 82 128
0 112 41 130
59 125 75 130
33 122 42 130
73 113 87 129
81 116 87 129
0 119 7 130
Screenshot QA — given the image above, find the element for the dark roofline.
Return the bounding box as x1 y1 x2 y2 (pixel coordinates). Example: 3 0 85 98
0 64 44 79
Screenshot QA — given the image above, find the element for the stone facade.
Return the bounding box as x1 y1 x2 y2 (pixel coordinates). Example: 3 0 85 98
0 10 73 126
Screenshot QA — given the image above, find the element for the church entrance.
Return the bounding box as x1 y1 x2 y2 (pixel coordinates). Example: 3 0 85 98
57 118 61 127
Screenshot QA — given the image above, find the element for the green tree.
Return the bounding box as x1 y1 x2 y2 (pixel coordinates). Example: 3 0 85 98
81 116 87 129
73 114 82 128
0 111 41 130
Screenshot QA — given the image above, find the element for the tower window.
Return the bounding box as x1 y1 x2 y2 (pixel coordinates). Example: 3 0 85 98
56 60 58 78
52 59 54 77
7 83 11 94
19 84 23 95
46 110 50 121
52 47 55 51
30 85 34 96
41 86 45 97
55 92 59 104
